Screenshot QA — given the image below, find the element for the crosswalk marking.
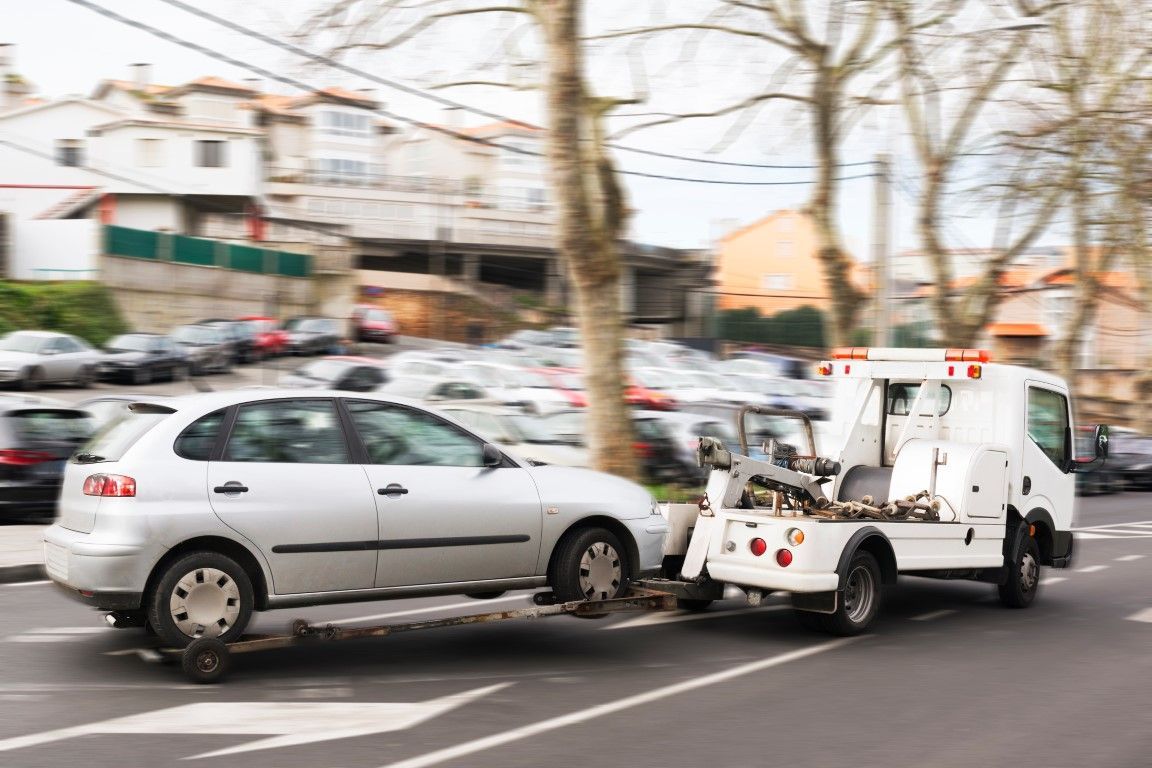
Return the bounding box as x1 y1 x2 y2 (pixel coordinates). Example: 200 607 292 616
1126 608 1152 624
1077 565 1108 573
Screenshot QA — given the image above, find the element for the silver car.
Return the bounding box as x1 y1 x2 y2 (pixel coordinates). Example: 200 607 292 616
44 390 667 647
0 331 103 390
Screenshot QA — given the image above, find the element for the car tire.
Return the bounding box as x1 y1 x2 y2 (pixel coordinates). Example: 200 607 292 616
172 364 189 382
549 526 631 603
74 366 94 389
818 550 881 636
147 551 254 649
20 367 42 391
133 367 151 386
998 534 1040 609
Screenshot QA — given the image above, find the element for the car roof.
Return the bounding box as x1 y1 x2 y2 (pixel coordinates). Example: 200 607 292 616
6 330 66 339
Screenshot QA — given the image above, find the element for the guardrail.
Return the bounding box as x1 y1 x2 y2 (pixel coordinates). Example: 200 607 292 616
103 225 311 278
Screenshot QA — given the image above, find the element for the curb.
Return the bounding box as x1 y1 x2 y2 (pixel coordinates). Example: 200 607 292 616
0 563 46 584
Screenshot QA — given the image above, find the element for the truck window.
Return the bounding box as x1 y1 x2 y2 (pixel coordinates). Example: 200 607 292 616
1027 387 1069 467
887 383 951 416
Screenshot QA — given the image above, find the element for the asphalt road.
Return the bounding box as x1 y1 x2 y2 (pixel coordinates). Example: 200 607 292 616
0 494 1148 768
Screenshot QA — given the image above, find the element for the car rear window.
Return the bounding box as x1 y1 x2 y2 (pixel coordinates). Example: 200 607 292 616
80 408 169 462
8 409 94 446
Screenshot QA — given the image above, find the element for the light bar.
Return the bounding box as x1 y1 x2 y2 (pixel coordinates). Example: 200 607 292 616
830 347 991 363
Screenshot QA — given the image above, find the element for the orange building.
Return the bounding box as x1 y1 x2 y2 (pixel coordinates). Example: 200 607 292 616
715 210 862 316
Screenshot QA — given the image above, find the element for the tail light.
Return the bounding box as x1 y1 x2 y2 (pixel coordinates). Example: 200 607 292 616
776 548 793 567
83 474 136 497
749 538 767 557
633 442 654 459
0 449 55 466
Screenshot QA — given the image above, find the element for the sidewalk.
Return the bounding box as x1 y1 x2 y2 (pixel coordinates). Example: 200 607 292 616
0 525 46 583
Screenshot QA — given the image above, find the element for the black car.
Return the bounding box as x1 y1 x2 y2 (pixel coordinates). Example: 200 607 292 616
98 333 190 385
171 324 233 375
283 317 343 356
198 319 261 364
280 357 390 392
1104 434 1152 490
0 401 94 521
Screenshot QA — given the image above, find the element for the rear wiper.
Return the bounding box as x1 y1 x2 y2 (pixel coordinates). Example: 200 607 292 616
74 453 106 464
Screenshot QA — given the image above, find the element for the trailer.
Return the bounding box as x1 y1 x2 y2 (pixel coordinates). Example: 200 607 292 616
164 587 676 683
657 347 1109 635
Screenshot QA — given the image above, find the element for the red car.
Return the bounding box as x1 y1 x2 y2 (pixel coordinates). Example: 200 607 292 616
352 305 398 344
238 316 288 358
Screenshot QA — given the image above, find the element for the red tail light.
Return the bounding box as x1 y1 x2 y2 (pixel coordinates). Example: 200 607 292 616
0 449 55 466
749 538 767 557
632 441 654 459
83 474 136 497
776 548 793 567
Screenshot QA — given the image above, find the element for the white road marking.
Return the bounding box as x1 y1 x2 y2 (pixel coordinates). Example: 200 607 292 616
911 609 956 622
377 638 858 768
0 580 50 588
5 626 108 644
102 648 163 662
602 604 785 631
1077 565 1108 573
1116 555 1145 562
1126 608 1152 624
1044 577 1067 585
323 595 530 626
1074 519 1152 530
0 683 511 760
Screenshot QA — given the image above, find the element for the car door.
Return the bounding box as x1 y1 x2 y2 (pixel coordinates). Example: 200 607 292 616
207 398 379 595
341 399 543 588
1020 383 1075 517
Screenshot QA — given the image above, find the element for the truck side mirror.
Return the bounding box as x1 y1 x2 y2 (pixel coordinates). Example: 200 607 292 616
1094 424 1109 461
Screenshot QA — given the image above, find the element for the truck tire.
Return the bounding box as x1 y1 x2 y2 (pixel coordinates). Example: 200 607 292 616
820 550 882 636
676 598 714 612
549 527 630 603
147 551 254 649
999 535 1040 608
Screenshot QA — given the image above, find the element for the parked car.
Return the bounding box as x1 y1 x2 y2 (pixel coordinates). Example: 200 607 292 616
539 409 685 484
198 319 261 364
238 316 288 358
283 317 343 356
171 324 233 375
0 331 102 390
440 404 590 468
1103 434 1152 490
457 362 573 415
352 305 398 344
98 333 190 385
44 390 666 647
378 376 508 407
0 401 94 520
640 410 741 479
281 357 390 392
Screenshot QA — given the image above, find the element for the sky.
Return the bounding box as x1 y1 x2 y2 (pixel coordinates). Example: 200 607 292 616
1 0 1007 257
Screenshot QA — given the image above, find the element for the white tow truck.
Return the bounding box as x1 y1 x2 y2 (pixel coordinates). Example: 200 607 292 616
654 347 1109 635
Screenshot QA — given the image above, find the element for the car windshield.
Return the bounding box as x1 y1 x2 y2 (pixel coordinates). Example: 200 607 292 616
297 360 352 381
505 413 558 443
248 319 275 333
299 319 332 332
173 326 215 344
107 335 153 353
0 333 46 353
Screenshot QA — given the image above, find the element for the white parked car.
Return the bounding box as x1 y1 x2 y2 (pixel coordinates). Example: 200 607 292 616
0 331 103 390
440 405 591 468
44 391 667 647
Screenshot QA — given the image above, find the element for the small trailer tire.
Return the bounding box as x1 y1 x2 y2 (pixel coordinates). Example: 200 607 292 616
999 535 1040 608
820 550 882 636
182 638 230 684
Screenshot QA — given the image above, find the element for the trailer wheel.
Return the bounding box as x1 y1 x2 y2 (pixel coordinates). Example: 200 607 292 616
820 550 882 636
999 535 1040 608
182 638 230 684
549 527 630 604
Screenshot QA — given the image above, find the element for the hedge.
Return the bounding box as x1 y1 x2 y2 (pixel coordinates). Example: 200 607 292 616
0 282 128 346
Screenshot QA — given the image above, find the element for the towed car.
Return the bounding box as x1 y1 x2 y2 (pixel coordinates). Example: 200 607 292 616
44 390 667 647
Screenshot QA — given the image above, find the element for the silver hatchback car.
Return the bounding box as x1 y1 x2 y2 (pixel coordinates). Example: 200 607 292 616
44 391 668 647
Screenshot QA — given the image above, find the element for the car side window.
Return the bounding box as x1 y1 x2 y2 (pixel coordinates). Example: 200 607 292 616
174 410 227 461
224 400 349 464
345 401 486 467
1027 387 1069 468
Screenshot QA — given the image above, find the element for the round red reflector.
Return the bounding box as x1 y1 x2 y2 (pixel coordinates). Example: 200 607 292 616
749 538 767 557
776 548 793 567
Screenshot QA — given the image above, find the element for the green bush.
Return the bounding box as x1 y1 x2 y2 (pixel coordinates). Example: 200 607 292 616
0 282 128 346
717 305 827 348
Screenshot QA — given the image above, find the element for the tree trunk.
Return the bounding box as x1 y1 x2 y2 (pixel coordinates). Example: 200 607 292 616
539 0 639 481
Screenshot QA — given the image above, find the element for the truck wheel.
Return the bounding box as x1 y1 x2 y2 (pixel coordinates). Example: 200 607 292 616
147 551 254 649
676 598 714 612
549 527 630 603
999 535 1040 608
820 550 882 636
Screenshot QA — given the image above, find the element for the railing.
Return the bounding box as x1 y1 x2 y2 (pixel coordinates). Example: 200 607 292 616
266 168 460 195
103 225 312 278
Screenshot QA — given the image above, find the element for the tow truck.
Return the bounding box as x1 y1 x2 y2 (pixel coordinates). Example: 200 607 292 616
650 347 1109 635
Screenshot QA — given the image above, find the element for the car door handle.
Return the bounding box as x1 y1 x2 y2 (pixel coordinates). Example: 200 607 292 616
214 484 249 494
378 484 409 496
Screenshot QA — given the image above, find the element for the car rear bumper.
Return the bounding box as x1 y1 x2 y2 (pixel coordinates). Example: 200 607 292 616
43 525 158 611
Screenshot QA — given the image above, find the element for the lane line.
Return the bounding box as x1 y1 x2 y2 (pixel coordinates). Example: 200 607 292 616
5 636 77 644
0 580 50 588
910 609 956 622
30 627 106 635
1116 555 1145 562
602 605 785 631
1044 577 1067 585
1077 565 1108 574
323 595 531 627
1073 519 1152 531
1126 608 1152 624
377 637 859 768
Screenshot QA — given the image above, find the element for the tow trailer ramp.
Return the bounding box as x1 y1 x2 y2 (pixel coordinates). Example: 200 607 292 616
167 588 676 683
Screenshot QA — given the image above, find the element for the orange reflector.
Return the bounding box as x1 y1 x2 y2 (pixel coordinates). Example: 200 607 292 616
786 528 805 546
945 348 991 363
831 347 869 360
1029 524 1036 537
967 364 982 379
817 363 833 376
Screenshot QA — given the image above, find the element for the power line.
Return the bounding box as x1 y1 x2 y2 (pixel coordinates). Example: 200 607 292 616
153 0 876 172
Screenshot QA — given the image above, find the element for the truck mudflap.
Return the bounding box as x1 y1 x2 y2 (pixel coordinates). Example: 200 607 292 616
791 590 838 615
1051 530 1074 569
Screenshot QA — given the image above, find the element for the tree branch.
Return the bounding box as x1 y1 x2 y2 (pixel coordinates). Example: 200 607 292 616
607 90 811 140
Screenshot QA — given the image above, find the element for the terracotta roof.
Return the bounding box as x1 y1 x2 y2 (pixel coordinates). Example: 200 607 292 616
460 120 543 136
987 323 1049 337
183 76 259 93
310 86 378 106
1040 269 1139 289
101 79 172 97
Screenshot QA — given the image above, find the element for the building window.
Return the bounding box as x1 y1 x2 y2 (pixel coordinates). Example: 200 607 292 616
194 140 227 168
136 138 164 167
314 158 370 184
321 111 372 137
185 98 236 124
761 273 794 291
56 139 84 167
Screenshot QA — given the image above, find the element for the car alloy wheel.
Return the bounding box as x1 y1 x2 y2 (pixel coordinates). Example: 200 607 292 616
578 542 623 601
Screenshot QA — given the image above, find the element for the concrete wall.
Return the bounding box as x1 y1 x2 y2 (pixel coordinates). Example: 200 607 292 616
10 219 99 280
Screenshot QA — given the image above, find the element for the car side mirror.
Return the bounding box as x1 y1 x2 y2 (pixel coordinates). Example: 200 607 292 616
482 443 503 468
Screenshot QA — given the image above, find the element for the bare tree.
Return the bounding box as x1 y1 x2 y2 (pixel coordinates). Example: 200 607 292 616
302 0 639 480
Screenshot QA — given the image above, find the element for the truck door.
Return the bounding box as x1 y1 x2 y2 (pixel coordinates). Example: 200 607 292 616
1020 383 1074 521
